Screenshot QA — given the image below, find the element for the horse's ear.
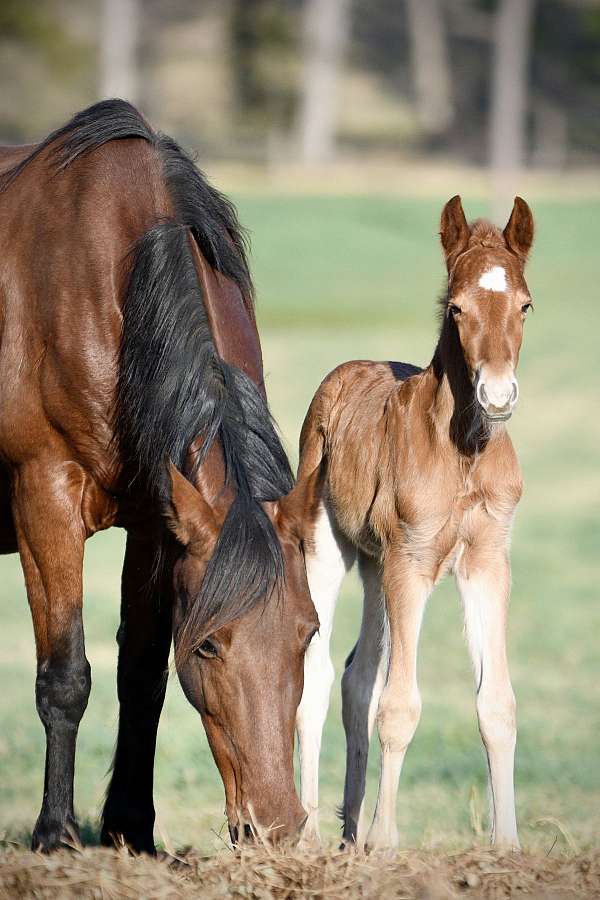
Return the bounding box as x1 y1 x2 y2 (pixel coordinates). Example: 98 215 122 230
440 195 470 272
166 461 220 557
503 196 534 262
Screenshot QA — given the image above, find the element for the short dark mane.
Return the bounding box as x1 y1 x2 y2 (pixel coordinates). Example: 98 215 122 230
7 99 293 657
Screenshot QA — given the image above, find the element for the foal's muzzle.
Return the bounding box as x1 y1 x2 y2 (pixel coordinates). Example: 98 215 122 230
476 375 519 421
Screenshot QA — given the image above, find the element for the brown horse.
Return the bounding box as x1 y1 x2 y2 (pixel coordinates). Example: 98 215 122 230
0 100 318 852
295 196 534 850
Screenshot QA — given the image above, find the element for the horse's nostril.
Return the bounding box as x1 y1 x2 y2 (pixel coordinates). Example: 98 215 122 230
510 382 518 404
477 381 488 406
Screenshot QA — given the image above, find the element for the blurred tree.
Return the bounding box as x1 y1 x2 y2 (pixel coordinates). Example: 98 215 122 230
406 0 454 146
0 0 92 142
297 0 350 162
100 0 140 105
490 0 537 220
230 0 299 158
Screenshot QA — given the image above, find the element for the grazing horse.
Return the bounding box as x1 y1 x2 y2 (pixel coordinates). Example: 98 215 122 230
296 196 534 850
0 100 318 852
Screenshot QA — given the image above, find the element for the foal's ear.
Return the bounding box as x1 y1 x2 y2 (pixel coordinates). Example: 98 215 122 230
503 196 534 263
166 461 220 556
440 195 471 271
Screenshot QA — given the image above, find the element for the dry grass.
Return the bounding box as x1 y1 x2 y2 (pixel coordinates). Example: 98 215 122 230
1 845 599 899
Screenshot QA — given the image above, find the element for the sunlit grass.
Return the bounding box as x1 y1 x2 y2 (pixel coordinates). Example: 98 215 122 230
0 195 598 853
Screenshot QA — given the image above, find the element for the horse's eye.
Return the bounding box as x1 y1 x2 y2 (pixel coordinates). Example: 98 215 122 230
196 638 218 659
448 304 462 317
521 302 532 315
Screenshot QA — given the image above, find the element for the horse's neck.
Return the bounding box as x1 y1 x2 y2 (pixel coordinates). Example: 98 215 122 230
0 143 36 177
426 323 489 456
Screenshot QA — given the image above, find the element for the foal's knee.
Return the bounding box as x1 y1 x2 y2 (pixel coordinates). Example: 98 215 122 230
36 656 91 730
376 688 422 751
477 687 516 751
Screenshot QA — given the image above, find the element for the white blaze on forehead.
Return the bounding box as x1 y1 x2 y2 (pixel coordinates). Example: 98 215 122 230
478 266 507 292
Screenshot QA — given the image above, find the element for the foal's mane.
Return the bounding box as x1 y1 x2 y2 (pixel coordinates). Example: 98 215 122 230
1 99 294 656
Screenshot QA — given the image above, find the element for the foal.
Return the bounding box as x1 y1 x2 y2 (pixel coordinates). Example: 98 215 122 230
296 196 534 850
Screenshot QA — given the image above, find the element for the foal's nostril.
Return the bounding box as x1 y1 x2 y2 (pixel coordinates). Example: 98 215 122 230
510 381 518 405
477 380 488 407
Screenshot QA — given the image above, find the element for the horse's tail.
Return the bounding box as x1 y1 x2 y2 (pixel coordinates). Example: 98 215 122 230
5 99 294 658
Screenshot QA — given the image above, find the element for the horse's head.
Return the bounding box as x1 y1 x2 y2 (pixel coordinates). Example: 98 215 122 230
166 463 318 843
439 195 534 422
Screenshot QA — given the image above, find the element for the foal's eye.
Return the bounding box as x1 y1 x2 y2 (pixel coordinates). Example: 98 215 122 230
521 302 532 315
448 303 462 318
195 638 219 659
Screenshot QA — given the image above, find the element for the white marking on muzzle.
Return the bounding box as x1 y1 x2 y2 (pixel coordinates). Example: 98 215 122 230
479 266 507 292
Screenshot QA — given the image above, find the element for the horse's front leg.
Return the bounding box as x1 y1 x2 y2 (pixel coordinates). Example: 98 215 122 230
13 458 90 852
366 555 431 850
456 542 519 849
101 531 172 854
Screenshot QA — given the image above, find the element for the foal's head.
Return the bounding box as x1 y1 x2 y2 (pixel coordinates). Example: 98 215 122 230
440 195 534 421
166 464 318 843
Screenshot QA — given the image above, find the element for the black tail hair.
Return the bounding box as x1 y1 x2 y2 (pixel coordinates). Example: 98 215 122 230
4 99 293 656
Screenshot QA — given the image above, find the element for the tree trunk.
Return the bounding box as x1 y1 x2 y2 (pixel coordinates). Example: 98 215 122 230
489 0 536 222
99 0 140 106
406 0 453 142
297 0 350 164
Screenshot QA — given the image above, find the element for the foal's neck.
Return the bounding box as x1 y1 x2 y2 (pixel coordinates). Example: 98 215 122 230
429 315 490 456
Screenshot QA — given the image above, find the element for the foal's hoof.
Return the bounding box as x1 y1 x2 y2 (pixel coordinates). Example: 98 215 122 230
297 816 322 851
31 817 81 853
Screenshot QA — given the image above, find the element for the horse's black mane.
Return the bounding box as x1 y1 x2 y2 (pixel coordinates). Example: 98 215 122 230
2 99 294 658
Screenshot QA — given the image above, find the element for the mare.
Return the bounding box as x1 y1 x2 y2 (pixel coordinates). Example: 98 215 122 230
0 100 319 852
295 196 534 850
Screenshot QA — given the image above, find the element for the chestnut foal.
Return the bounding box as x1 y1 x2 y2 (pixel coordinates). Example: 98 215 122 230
296 196 534 850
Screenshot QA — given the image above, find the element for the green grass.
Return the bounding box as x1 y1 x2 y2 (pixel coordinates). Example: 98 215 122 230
0 194 598 854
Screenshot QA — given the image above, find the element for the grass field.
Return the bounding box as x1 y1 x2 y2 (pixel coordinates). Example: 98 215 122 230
0 192 598 857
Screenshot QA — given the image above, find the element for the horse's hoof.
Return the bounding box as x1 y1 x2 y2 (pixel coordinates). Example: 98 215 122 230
100 823 156 855
31 817 81 853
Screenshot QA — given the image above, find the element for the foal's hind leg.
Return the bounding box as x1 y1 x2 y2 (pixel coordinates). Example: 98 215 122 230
296 501 355 844
340 553 388 847
13 459 91 852
102 532 172 854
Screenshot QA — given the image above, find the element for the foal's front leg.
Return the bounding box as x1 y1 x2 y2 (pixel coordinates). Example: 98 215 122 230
456 548 519 849
366 556 430 850
13 459 91 852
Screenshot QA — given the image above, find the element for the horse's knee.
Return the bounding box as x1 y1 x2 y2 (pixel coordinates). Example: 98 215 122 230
376 689 422 751
477 687 516 751
36 657 91 730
